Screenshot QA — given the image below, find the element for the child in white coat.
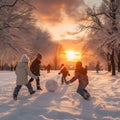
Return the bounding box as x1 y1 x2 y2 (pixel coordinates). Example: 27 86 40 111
13 54 38 100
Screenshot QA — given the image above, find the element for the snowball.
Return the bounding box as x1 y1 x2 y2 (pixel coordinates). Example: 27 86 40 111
46 80 58 92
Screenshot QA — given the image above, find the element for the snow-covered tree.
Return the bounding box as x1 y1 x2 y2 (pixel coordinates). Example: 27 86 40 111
78 0 120 75
0 0 35 65
0 0 58 68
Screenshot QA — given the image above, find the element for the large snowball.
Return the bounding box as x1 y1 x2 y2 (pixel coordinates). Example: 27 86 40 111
46 80 58 92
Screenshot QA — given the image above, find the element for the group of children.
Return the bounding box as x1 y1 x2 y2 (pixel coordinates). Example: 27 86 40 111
13 53 42 100
13 53 90 101
58 62 90 100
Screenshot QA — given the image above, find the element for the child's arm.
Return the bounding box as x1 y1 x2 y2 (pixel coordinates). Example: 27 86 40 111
67 71 70 76
66 75 78 84
58 71 61 75
26 64 38 79
66 69 80 84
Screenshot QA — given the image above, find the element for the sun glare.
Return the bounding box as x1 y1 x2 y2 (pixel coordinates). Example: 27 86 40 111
65 50 81 61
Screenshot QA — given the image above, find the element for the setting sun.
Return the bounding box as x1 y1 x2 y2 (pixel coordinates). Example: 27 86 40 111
65 50 81 61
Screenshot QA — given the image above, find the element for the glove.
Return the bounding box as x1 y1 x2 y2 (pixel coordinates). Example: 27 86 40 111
66 81 71 85
68 73 70 76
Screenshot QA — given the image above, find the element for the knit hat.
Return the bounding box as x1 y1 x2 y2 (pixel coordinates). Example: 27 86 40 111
37 53 42 59
20 54 30 63
76 61 82 68
61 64 64 67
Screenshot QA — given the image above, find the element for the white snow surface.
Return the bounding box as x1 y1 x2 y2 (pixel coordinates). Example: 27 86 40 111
0 70 120 120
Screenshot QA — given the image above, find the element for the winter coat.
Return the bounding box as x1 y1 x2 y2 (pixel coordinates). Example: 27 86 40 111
96 63 100 72
70 67 88 88
46 64 51 70
15 62 37 85
30 58 41 76
58 66 70 77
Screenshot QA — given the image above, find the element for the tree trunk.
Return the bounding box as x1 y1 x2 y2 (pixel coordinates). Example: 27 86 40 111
107 54 111 72
117 50 120 72
109 0 117 75
118 61 120 72
107 62 111 72
110 49 116 75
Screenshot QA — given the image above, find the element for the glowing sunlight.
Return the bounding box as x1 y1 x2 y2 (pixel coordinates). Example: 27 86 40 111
65 50 81 61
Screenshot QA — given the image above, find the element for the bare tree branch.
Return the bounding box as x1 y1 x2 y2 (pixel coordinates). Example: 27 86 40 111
0 0 19 9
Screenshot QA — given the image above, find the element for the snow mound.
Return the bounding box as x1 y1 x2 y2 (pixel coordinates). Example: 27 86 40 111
45 79 58 92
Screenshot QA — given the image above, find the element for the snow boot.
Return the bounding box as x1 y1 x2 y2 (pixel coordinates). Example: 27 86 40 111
13 94 17 100
37 86 42 90
83 91 90 100
30 91 36 95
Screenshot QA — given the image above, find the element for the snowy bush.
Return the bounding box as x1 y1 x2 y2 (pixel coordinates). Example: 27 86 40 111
45 80 58 92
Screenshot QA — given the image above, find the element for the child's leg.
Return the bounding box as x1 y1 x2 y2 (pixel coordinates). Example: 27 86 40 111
77 87 84 97
13 85 22 100
83 89 90 98
64 78 67 84
29 78 34 83
77 87 90 100
64 76 67 84
26 83 35 94
61 76 64 85
36 77 42 90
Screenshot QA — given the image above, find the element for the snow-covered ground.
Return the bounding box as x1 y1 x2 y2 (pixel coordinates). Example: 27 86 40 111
0 70 120 120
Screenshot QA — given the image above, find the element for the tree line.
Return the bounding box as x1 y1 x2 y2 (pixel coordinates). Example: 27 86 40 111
0 0 63 69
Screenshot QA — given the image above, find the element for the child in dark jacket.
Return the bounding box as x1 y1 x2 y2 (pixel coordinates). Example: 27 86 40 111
66 61 90 100
29 53 42 90
58 64 70 85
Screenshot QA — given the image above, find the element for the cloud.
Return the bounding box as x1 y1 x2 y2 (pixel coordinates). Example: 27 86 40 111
31 0 87 25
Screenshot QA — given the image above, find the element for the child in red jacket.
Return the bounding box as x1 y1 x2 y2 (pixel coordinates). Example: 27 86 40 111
66 61 90 100
58 64 70 85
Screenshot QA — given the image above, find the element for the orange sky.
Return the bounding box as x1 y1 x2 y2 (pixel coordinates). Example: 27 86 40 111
31 0 102 41
29 0 103 66
31 0 102 65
